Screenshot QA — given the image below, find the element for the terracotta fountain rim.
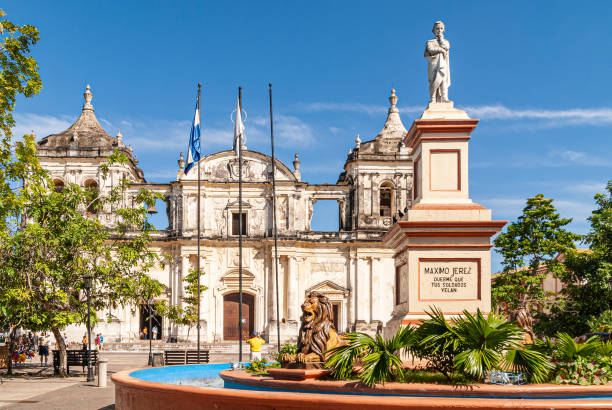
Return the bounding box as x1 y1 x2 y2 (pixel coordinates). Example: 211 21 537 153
220 369 612 398
111 367 612 410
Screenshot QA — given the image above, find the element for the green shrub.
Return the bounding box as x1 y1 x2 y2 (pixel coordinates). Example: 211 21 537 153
274 342 297 362
245 359 279 375
587 310 612 333
554 356 611 385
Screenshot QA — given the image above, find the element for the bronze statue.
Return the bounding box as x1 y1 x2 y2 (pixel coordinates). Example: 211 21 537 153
282 291 340 368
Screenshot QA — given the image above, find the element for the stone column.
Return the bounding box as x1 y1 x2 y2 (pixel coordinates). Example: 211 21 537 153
200 256 208 339
371 257 381 324
356 257 370 325
287 256 298 322
181 256 190 307
268 252 277 322
347 252 356 330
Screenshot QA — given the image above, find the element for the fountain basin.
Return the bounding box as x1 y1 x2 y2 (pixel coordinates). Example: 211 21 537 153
113 364 612 410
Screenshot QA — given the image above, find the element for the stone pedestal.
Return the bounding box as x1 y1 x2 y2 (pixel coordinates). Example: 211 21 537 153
383 102 506 337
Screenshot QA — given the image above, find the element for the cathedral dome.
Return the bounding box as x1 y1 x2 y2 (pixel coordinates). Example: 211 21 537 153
36 85 145 181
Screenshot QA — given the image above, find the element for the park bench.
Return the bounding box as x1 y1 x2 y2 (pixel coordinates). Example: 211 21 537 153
164 350 209 365
52 349 98 375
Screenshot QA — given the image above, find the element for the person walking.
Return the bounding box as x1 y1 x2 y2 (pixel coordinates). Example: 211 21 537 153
99 333 104 350
152 325 158 341
38 332 50 367
95 334 101 350
246 332 265 362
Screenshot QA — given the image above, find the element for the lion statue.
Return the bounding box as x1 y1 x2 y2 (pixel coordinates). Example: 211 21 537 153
282 291 340 367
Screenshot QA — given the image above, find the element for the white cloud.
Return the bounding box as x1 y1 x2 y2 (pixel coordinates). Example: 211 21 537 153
565 182 607 194
546 150 611 167
299 101 612 127
13 113 74 140
14 107 318 157
464 105 612 125
300 102 423 116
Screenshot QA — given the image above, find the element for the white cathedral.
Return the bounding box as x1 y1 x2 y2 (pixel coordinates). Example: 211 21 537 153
36 77 504 344
36 85 413 343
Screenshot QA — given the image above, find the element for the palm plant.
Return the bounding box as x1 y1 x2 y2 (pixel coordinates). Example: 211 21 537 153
451 309 524 381
502 345 553 383
553 332 599 361
325 326 416 387
411 308 460 380
595 340 612 357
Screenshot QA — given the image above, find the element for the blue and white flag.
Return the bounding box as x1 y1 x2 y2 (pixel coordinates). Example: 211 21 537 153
184 98 201 175
232 97 245 156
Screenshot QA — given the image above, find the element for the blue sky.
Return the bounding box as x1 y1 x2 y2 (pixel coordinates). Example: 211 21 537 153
5 1 612 271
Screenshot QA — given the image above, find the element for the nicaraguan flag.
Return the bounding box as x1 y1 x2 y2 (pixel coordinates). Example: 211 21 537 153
232 97 245 156
184 98 201 175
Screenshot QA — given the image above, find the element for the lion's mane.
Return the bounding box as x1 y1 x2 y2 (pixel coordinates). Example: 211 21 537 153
297 292 336 360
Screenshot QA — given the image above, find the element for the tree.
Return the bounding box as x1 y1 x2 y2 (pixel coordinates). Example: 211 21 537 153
537 181 612 336
0 9 42 374
492 194 580 338
0 8 42 227
156 267 207 342
2 143 166 375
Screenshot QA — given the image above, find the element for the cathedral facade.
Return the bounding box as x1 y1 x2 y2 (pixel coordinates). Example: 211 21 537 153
36 86 413 343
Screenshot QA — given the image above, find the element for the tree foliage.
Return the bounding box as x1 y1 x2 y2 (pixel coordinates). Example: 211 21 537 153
0 9 42 374
536 181 612 336
1 132 166 374
492 194 580 332
156 267 207 341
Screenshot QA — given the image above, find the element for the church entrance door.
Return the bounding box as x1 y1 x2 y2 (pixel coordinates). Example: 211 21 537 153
223 292 254 340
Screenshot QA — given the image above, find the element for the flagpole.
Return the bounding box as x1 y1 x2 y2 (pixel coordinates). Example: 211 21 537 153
238 86 243 362
268 83 281 353
196 82 202 364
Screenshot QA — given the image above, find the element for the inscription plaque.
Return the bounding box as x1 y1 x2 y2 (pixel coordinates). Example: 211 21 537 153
419 259 480 301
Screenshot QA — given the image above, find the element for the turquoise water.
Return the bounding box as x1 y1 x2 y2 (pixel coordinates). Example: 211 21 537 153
129 364 612 400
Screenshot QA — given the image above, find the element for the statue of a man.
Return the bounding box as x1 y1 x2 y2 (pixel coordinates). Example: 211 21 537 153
424 21 451 102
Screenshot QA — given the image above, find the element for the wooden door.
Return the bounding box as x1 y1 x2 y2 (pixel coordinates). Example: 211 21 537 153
223 293 254 340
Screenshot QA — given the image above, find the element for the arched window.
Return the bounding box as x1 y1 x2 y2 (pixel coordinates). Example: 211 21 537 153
53 179 64 192
379 182 394 217
84 179 99 214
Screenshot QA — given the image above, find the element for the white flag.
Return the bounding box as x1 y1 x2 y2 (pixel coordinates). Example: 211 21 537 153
232 97 245 156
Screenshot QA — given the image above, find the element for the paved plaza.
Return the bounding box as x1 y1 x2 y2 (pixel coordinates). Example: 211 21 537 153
0 352 240 409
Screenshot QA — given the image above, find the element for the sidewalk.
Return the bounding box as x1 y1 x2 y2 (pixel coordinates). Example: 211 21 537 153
0 353 145 409
0 351 242 409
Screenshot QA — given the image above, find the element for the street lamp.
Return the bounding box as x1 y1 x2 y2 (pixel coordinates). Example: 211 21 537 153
147 299 153 366
83 274 94 382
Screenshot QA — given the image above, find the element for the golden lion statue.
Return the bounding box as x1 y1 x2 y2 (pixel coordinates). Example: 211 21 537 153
282 291 340 367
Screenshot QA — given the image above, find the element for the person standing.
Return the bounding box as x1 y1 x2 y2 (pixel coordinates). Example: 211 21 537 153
142 326 148 340
38 332 50 367
246 332 265 361
82 334 88 350
152 325 158 341
95 334 101 350
99 333 104 350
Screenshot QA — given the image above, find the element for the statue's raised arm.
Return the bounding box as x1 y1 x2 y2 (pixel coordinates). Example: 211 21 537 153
424 21 451 103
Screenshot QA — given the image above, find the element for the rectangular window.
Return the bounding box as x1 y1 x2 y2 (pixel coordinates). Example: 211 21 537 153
231 212 247 236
